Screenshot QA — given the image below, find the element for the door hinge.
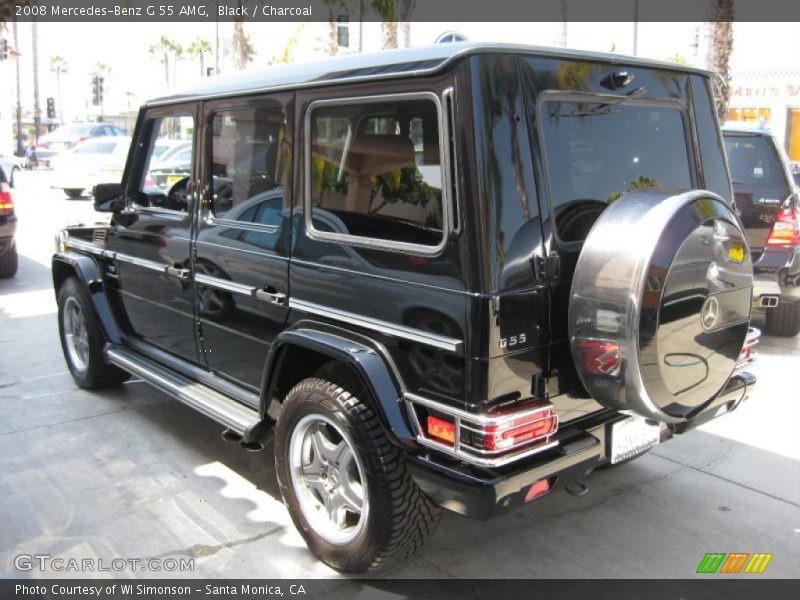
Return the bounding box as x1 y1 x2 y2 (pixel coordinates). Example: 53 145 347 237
533 251 560 281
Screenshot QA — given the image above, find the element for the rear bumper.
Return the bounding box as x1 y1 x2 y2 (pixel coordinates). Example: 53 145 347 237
408 372 754 519
753 246 800 304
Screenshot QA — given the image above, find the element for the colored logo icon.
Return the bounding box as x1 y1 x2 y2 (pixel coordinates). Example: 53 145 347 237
696 552 773 574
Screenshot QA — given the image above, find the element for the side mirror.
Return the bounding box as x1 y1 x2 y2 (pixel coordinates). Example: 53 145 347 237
93 182 123 213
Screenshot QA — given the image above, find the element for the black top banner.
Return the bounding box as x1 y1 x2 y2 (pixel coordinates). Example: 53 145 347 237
2 0 800 23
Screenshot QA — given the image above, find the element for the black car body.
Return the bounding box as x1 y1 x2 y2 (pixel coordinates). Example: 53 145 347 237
52 44 758 573
0 166 18 278
723 123 800 335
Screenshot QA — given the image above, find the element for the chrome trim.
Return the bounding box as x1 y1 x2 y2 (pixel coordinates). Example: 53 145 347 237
203 213 282 234
195 272 287 306
288 298 463 354
64 237 114 259
114 252 173 274
303 91 450 257
404 393 559 468
132 205 190 221
442 87 460 234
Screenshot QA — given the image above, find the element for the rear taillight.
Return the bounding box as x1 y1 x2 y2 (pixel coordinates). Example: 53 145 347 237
416 399 558 466
766 207 800 248
575 339 621 376
0 182 13 214
482 409 558 452
735 327 760 371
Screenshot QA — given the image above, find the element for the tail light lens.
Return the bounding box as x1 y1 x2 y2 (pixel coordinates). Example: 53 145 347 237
482 408 557 452
766 207 800 248
0 182 13 215
575 339 621 376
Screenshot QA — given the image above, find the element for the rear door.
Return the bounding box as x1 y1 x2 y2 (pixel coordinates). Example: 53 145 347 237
193 94 292 391
724 132 794 255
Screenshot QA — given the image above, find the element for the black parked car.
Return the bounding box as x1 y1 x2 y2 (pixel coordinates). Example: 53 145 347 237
723 123 800 335
0 166 18 278
53 44 758 573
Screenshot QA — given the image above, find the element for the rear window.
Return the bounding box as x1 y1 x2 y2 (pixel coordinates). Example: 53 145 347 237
540 100 692 241
724 135 788 189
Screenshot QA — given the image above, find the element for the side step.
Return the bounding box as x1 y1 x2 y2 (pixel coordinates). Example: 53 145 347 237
105 344 263 441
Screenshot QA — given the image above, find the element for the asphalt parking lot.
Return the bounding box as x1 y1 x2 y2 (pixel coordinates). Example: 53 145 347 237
1 170 799 580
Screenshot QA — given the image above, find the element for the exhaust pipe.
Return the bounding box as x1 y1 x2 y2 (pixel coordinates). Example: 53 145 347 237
759 295 780 308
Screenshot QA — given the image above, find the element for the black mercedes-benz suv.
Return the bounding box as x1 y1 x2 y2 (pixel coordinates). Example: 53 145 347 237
53 43 758 573
723 123 800 336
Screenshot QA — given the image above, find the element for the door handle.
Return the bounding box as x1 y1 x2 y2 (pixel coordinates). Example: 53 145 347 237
165 265 190 279
253 288 287 306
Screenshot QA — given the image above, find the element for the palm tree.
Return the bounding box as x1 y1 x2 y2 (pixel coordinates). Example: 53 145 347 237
711 0 734 120
187 38 212 77
50 55 68 123
371 0 398 50
398 0 414 48
171 42 184 87
322 0 343 56
31 18 42 141
232 1 256 69
149 35 176 87
558 0 568 47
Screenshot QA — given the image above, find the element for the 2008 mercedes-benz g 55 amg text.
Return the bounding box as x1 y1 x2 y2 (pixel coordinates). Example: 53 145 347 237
53 43 758 573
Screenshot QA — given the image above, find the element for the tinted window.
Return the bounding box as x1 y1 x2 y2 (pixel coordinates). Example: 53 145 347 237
540 101 692 240
724 135 788 189
136 114 194 212
308 97 444 248
60 124 95 136
210 106 286 221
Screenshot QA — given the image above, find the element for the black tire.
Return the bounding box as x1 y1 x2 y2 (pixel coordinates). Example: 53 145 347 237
57 277 130 388
274 370 440 574
64 189 84 199
764 300 800 337
0 241 18 279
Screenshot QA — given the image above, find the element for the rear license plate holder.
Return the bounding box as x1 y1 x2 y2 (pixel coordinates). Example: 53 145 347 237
609 416 660 464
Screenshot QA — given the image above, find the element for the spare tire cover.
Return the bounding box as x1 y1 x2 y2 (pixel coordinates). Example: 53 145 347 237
569 190 752 423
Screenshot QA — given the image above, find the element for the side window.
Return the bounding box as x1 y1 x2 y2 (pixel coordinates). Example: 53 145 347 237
136 114 194 212
210 106 287 224
307 96 445 250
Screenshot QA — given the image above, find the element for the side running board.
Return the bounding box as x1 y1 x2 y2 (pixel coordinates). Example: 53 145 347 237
105 344 263 442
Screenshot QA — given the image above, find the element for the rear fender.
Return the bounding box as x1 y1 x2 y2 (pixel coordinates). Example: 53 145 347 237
261 323 414 444
52 251 122 344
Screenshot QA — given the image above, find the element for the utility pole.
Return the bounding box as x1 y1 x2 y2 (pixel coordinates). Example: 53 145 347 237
632 0 639 56
12 18 23 156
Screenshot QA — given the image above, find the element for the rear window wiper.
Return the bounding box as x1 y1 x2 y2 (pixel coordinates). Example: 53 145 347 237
549 87 647 118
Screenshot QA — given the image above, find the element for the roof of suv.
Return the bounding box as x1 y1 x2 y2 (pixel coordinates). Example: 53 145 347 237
721 122 774 136
148 42 711 106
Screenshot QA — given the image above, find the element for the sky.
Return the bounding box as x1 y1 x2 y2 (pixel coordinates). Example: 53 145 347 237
1 20 798 136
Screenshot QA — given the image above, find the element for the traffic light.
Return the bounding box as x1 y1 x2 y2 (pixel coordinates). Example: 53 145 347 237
1 39 8 61
46 97 56 119
91 75 105 106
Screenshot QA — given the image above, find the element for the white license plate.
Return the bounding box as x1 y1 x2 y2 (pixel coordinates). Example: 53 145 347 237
610 417 660 464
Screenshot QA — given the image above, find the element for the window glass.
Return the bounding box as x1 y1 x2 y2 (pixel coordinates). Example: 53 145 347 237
210 106 286 222
136 114 194 212
540 101 692 241
308 98 444 248
724 135 787 189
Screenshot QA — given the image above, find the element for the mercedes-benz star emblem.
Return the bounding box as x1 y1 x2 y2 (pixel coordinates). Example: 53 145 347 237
701 296 720 330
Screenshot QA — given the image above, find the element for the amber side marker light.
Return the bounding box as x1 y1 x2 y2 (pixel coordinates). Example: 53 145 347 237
426 415 456 445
